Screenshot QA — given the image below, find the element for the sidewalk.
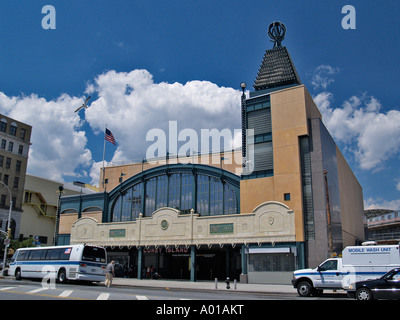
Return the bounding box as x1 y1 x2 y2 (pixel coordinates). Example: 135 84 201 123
1 274 297 294
110 277 297 294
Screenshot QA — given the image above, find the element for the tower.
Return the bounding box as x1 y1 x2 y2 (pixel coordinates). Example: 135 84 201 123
242 21 302 179
240 22 365 267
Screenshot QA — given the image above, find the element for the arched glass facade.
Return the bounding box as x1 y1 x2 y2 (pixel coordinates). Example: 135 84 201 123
110 166 239 222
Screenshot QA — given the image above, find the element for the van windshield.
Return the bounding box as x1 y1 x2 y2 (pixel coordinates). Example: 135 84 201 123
82 246 106 263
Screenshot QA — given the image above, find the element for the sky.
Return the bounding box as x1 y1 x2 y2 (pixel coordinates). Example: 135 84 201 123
0 1 399 211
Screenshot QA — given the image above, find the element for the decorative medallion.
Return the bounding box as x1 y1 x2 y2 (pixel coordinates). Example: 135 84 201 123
161 219 169 230
268 216 275 225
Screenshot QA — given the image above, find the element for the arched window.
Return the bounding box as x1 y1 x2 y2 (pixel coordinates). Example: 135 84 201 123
110 166 239 222
82 206 102 213
0 118 7 133
9 122 17 136
61 208 78 214
196 174 237 216
113 183 143 222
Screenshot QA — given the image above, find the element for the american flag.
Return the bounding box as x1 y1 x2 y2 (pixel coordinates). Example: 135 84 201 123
105 128 116 145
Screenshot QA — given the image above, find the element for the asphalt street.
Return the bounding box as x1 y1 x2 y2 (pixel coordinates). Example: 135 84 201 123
0 278 349 300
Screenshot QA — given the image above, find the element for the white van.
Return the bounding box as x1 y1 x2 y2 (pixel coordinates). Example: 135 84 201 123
292 245 400 297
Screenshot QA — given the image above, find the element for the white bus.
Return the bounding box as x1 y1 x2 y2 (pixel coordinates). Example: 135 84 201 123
9 244 107 283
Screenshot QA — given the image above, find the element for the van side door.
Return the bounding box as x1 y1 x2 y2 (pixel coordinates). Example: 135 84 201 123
314 259 343 288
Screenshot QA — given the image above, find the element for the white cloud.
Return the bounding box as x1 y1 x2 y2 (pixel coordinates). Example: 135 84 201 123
314 92 400 171
0 69 242 186
311 65 340 90
84 69 242 166
364 197 400 211
89 160 104 189
0 92 92 182
311 64 400 210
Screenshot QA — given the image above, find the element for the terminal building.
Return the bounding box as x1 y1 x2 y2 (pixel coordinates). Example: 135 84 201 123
58 22 365 284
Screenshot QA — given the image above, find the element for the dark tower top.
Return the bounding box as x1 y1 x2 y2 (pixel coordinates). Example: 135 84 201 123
253 22 301 91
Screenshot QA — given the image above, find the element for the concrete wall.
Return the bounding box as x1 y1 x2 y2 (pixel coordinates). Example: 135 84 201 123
248 271 293 285
70 202 296 247
336 147 365 246
307 118 365 267
241 85 322 243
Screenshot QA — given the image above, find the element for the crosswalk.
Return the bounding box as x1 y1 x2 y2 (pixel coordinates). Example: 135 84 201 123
58 289 73 298
96 292 110 300
28 287 49 294
0 285 159 300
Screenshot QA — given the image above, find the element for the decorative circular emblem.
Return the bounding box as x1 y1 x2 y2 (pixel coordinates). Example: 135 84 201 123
268 21 286 48
161 219 169 230
268 216 275 225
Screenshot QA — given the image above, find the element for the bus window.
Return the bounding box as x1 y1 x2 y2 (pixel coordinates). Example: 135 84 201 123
29 249 47 260
47 248 62 260
59 248 72 260
82 246 106 263
16 250 29 261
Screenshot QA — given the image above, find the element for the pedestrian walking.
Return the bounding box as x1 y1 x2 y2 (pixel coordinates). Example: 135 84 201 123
105 260 115 288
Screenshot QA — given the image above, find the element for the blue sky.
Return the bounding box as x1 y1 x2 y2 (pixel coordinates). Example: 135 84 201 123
0 1 399 210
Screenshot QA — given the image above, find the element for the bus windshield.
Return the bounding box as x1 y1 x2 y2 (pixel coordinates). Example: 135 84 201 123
82 246 106 263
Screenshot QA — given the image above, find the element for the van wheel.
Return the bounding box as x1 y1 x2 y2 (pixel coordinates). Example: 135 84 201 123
15 268 22 280
356 288 373 300
57 269 67 284
297 281 312 297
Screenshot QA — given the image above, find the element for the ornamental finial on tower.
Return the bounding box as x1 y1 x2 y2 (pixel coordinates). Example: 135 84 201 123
268 21 286 48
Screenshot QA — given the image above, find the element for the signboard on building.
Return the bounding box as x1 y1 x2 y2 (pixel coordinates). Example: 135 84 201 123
109 229 126 238
210 223 234 234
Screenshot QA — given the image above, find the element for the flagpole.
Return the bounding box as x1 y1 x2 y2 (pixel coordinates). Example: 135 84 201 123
102 124 107 190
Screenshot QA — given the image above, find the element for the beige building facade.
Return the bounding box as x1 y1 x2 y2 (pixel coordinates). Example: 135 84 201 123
20 175 86 246
58 28 365 284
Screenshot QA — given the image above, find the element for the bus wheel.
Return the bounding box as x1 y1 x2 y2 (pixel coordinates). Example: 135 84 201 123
15 268 22 280
57 269 67 284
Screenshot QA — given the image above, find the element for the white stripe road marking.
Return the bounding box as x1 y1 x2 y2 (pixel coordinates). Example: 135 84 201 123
28 287 49 294
96 293 110 300
0 287 16 291
136 295 149 300
59 290 74 297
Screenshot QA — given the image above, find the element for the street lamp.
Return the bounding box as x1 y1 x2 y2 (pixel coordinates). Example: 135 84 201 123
0 181 12 276
240 82 247 162
53 185 64 246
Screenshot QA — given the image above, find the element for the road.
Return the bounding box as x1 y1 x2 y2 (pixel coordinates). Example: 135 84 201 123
0 278 350 301
0 278 358 318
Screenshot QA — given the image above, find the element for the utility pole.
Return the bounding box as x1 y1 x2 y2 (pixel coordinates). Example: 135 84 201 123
1 181 12 276
324 170 334 257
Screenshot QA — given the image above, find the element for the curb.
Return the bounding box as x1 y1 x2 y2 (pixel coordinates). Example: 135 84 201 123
108 280 297 295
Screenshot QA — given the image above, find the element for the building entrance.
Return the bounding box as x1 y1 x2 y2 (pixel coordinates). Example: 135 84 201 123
107 245 242 281
141 245 241 281
142 246 191 280
163 250 190 280
106 247 137 278
196 246 241 281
